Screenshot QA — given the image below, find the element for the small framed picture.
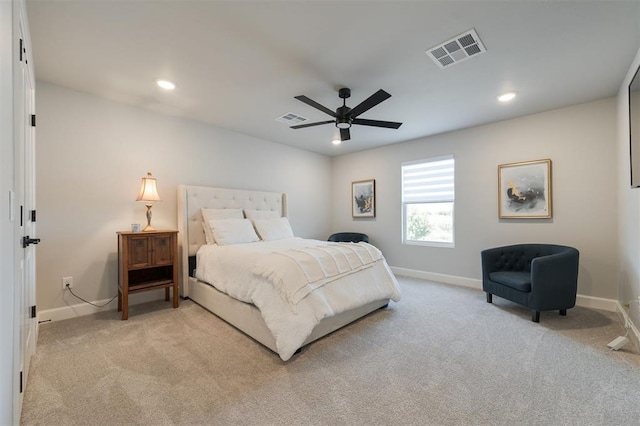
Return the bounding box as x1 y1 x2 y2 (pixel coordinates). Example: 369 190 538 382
352 179 375 218
498 159 552 219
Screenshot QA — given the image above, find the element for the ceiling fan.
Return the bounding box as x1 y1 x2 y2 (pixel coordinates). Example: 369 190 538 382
290 88 402 142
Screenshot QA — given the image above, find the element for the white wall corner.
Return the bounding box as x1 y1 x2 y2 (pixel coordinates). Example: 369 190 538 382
392 267 619 312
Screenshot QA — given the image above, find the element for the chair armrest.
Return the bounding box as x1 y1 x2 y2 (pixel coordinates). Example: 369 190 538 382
529 248 579 309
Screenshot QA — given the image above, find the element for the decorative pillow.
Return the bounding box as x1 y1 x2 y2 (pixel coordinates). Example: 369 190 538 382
253 217 294 241
201 208 244 244
208 218 259 246
244 209 280 221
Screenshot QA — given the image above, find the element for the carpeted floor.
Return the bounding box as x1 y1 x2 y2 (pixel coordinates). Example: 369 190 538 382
21 277 640 425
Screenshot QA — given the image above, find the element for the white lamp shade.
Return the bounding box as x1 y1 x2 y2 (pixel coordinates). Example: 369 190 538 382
136 172 161 202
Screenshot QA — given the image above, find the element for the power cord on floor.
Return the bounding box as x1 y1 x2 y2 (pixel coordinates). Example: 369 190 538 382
64 284 117 308
608 297 640 351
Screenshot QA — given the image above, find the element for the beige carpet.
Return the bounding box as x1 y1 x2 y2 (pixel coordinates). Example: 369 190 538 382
21 277 640 425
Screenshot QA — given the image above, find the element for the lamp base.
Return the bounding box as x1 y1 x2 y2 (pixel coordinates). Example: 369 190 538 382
142 203 157 232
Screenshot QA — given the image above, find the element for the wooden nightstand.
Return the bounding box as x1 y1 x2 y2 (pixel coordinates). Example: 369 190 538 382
117 230 179 320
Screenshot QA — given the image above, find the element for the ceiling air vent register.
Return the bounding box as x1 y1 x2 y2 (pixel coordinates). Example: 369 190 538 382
427 29 486 69
276 112 308 125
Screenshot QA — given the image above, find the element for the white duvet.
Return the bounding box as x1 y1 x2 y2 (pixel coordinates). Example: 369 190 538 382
195 237 401 360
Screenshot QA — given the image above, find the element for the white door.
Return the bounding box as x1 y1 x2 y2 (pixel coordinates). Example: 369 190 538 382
13 16 37 421
21 19 37 383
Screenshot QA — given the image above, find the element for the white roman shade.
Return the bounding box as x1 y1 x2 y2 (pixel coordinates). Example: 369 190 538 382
402 155 455 203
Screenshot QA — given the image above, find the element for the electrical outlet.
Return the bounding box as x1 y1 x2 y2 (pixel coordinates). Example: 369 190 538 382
62 276 73 290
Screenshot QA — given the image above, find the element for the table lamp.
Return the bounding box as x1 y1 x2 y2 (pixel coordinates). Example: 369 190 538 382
136 172 161 231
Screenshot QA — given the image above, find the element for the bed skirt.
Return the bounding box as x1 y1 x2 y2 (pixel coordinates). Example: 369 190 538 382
187 276 389 356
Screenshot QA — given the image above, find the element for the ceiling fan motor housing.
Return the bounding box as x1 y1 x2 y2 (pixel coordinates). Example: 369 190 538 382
336 105 352 128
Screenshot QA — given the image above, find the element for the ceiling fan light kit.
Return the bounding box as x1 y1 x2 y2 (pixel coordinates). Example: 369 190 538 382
336 119 351 129
291 87 402 142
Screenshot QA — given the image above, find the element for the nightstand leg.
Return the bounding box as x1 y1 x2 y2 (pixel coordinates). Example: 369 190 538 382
165 287 170 301
117 290 122 312
122 291 128 320
173 283 179 308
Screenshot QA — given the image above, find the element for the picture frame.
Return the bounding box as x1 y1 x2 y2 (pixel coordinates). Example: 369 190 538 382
498 159 552 219
352 179 375 218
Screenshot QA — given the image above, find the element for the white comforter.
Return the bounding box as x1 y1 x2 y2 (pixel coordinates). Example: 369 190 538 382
195 237 401 360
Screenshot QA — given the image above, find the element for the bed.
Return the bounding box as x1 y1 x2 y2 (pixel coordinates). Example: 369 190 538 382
177 185 401 360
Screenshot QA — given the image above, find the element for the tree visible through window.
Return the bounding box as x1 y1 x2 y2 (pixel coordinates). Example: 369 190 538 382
402 156 455 245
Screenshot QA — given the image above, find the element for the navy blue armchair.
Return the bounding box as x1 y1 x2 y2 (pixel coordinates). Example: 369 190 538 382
327 232 369 243
481 244 579 322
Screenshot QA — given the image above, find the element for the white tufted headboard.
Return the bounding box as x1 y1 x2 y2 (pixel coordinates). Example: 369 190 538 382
177 185 287 296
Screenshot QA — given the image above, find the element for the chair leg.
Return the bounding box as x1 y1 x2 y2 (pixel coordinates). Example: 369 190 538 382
532 311 540 322
559 309 567 316
486 293 492 303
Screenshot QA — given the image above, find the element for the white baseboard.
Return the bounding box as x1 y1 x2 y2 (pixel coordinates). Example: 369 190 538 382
615 302 640 352
390 266 619 312
575 294 618 312
39 267 638 347
391 267 482 290
38 290 168 323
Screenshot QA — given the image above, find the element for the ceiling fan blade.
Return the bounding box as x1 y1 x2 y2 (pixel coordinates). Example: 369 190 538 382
352 118 403 129
294 95 337 117
348 89 392 118
340 128 351 141
290 120 334 129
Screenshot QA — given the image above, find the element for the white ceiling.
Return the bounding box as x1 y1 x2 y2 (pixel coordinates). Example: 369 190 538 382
26 0 640 156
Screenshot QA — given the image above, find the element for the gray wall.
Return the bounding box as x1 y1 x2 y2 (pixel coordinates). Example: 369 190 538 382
332 98 618 300
36 80 627 313
617 46 640 327
36 82 332 312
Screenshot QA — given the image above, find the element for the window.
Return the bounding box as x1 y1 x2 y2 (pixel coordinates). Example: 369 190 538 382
402 155 455 246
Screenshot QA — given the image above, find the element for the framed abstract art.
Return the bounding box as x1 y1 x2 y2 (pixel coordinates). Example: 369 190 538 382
352 179 375 218
498 159 551 219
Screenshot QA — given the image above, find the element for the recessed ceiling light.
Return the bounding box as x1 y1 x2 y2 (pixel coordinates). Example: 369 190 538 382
497 91 517 102
156 79 176 90
332 139 342 146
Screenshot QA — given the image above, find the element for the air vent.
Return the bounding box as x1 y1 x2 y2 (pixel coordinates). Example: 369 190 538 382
276 112 308 125
427 29 486 69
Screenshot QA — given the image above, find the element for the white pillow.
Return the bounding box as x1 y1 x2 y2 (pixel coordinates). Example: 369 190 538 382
253 217 294 241
208 218 259 246
201 208 244 244
244 209 280 221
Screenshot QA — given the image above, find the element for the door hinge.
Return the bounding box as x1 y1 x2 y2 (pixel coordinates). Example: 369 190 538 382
31 210 36 222
20 371 23 393
20 205 23 227
31 114 36 127
30 305 36 319
19 39 23 62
